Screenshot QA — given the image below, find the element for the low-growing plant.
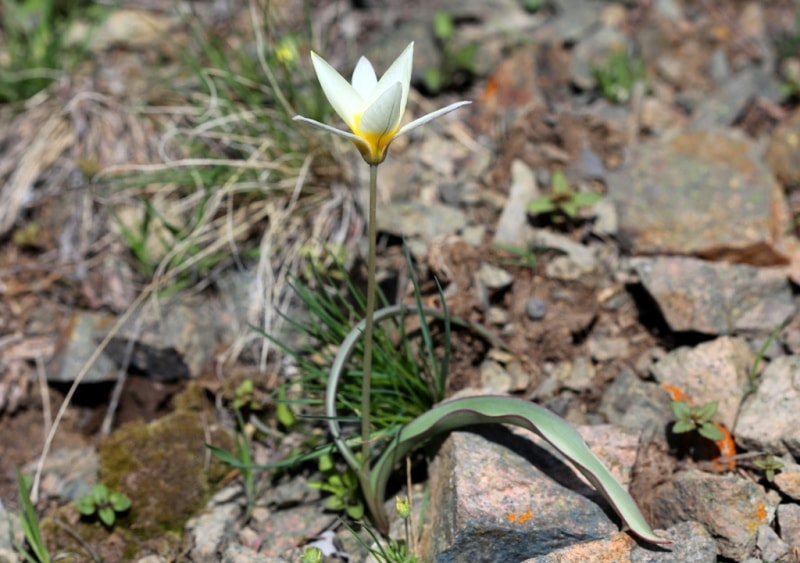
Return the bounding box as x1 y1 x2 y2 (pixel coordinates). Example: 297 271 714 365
593 48 646 104
527 170 602 220
75 483 132 527
308 454 364 519
753 455 784 483
670 400 725 441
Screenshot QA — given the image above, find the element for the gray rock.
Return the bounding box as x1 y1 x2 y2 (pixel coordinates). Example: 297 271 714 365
634 257 793 335
608 130 790 264
777 503 800 548
531 230 596 271
104 294 218 380
649 469 779 561
477 263 513 291
221 544 279 563
773 471 800 501
26 447 98 503
47 310 119 383
708 48 731 85
650 336 753 430
588 335 630 362
653 0 683 20
0 501 21 554
135 557 167 563
558 357 595 392
480 359 514 393
599 368 673 433
592 196 619 236
691 68 783 130
766 107 800 188
494 159 539 246
756 524 790 562
254 503 336 557
735 356 800 457
552 0 604 44
185 503 241 563
526 298 547 320
377 202 467 242
420 424 639 560
630 521 717 562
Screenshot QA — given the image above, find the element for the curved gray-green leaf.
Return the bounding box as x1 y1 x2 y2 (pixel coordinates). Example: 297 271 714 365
370 396 671 545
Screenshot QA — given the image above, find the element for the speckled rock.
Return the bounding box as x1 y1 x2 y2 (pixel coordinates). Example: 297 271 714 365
608 130 789 264
523 520 717 562
649 469 779 561
420 423 641 561
766 107 800 187
633 256 793 335
756 523 790 562
777 503 800 549
773 470 800 501
735 356 800 457
599 369 673 433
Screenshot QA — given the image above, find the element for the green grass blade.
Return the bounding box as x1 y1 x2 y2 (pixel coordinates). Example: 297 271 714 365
16 469 50 563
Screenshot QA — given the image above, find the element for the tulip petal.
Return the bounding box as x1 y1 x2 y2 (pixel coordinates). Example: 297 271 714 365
352 56 378 99
311 51 364 130
395 101 472 138
371 42 413 115
292 115 371 151
358 82 403 136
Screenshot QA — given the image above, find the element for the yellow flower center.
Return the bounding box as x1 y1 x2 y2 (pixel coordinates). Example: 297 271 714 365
351 114 399 165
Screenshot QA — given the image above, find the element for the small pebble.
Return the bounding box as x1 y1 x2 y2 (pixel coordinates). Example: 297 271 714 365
526 298 547 320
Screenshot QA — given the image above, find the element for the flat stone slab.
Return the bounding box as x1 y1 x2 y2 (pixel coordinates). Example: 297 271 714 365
608 129 789 264
633 256 794 335
421 424 642 561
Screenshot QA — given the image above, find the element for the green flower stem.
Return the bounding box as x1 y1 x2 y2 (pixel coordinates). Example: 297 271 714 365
360 163 379 478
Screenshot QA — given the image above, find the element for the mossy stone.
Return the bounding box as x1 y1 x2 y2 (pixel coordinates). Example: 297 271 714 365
98 385 233 539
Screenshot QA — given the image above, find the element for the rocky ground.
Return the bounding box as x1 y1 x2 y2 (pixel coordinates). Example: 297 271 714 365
2 0 800 561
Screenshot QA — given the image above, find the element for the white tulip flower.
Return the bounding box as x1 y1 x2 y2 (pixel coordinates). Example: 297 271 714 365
293 42 470 164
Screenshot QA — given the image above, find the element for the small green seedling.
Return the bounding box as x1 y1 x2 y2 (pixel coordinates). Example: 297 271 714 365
422 10 479 94
593 49 646 104
527 170 602 219
670 400 725 441
76 484 131 527
232 379 260 411
493 243 538 270
308 454 364 519
753 455 784 483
